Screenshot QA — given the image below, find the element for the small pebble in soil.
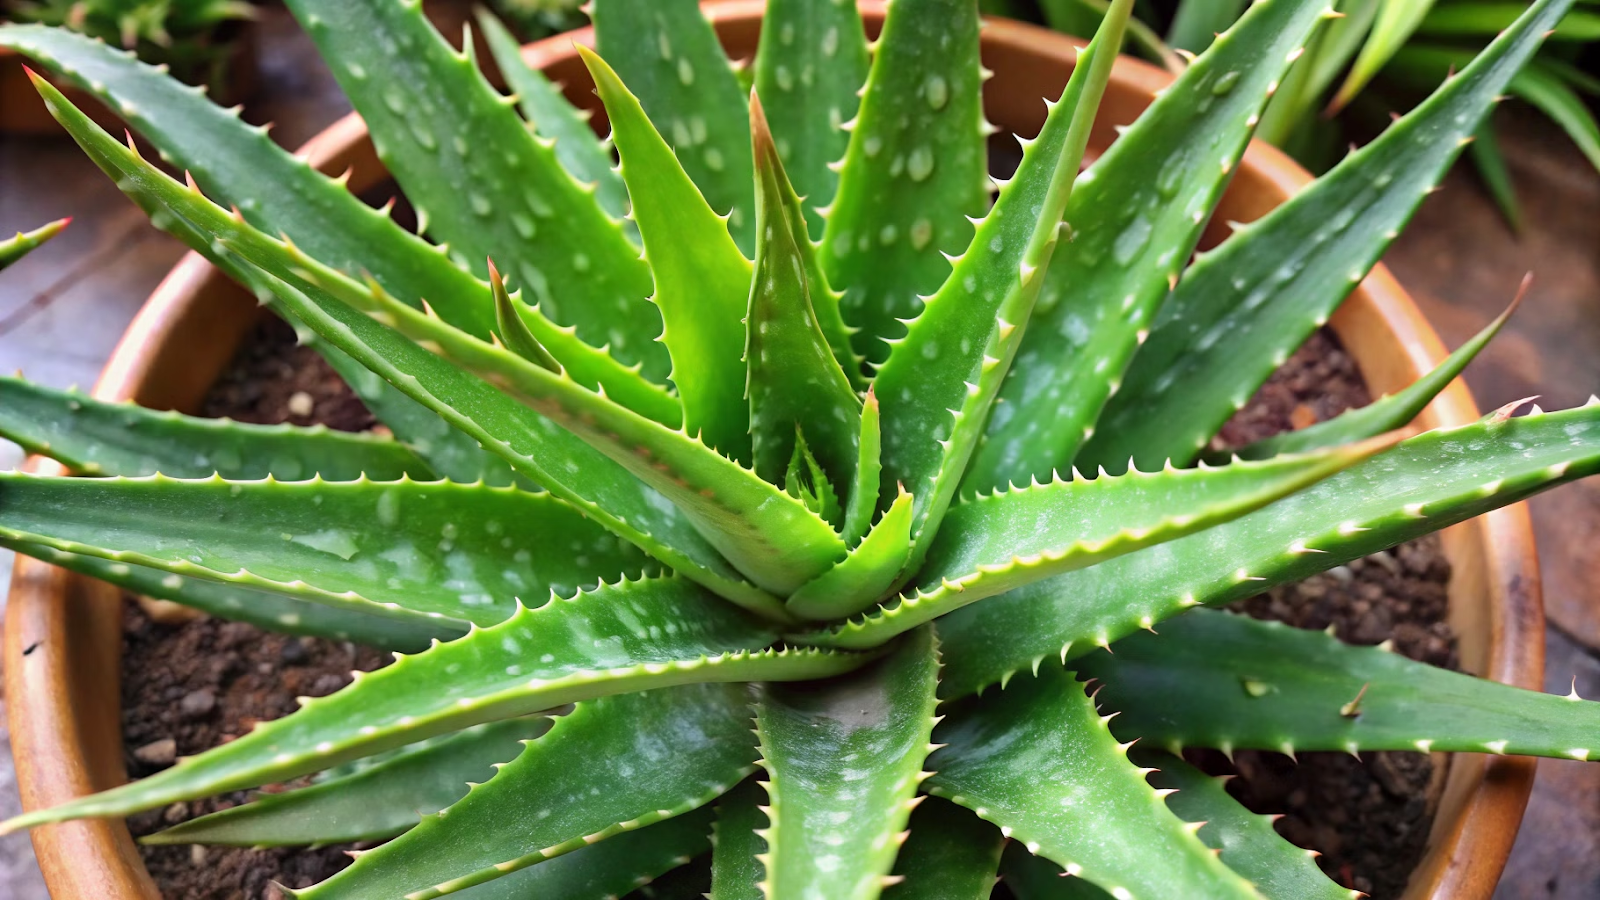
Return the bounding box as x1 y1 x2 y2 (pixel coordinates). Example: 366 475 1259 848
179 690 217 720
132 739 176 768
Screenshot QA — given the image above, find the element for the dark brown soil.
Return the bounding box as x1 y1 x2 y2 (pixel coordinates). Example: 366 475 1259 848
122 315 384 898
124 319 1454 899
199 316 377 433
1206 327 1457 900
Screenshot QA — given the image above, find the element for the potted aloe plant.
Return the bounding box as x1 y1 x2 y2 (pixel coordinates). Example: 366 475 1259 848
0 0 1596 897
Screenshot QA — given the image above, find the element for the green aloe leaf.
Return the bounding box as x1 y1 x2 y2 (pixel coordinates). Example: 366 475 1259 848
1087 609 1600 761
450 814 711 900
146 718 550 847
974 0 1332 491
752 0 869 239
842 387 884 546
0 216 67 269
0 376 434 481
745 94 863 490
1225 287 1523 461
927 665 1260 899
1136 750 1357 900
0 472 649 627
800 435 1389 650
7 534 457 646
1166 0 1248 53
874 0 1129 551
882 797 1004 900
2 538 455 650
1085 0 1568 473
708 780 766 900
592 0 756 254
1417 3 1600 40
299 685 752 900
1468 120 1524 233
1 576 867 832
0 28 518 484
819 0 988 367
1305 0 1382 105
754 625 940 900
29 77 778 615
937 401 1600 699
580 45 753 462
785 487 913 621
474 8 634 233
281 0 667 378
1001 841 1113 899
1329 0 1439 113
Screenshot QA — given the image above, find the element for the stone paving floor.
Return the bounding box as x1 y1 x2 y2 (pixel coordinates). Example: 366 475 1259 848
0 6 1597 898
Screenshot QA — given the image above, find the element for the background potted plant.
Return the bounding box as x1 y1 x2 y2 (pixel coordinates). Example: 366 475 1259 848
0 0 1593 890
0 0 257 133
993 0 1600 230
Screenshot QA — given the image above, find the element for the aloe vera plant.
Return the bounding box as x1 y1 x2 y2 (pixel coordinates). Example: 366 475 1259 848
3 0 1600 896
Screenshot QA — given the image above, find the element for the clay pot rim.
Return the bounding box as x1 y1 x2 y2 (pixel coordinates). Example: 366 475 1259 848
5 4 1542 899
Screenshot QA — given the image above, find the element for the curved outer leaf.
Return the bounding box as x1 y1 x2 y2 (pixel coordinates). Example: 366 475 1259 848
29 78 778 615
282 0 667 378
927 665 1261 900
1134 750 1358 900
882 796 1004 900
753 0 869 240
147 718 551 847
0 376 434 481
754 625 940 900
873 1 1129 551
785 488 913 621
277 242 847 598
0 26 519 483
0 472 649 626
299 685 753 900
1087 609 1600 762
1085 0 1570 473
937 402 1600 699
745 94 863 489
1329 0 1438 112
1 576 868 833
0 539 456 651
1227 289 1521 461
581 46 753 462
592 0 756 254
709 780 767 900
474 9 633 231
451 814 711 900
973 0 1333 492
799 435 1388 650
0 216 67 269
818 0 988 367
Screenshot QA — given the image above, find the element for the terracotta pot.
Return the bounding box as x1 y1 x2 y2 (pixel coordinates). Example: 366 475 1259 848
3 3 1542 898
0 24 258 135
